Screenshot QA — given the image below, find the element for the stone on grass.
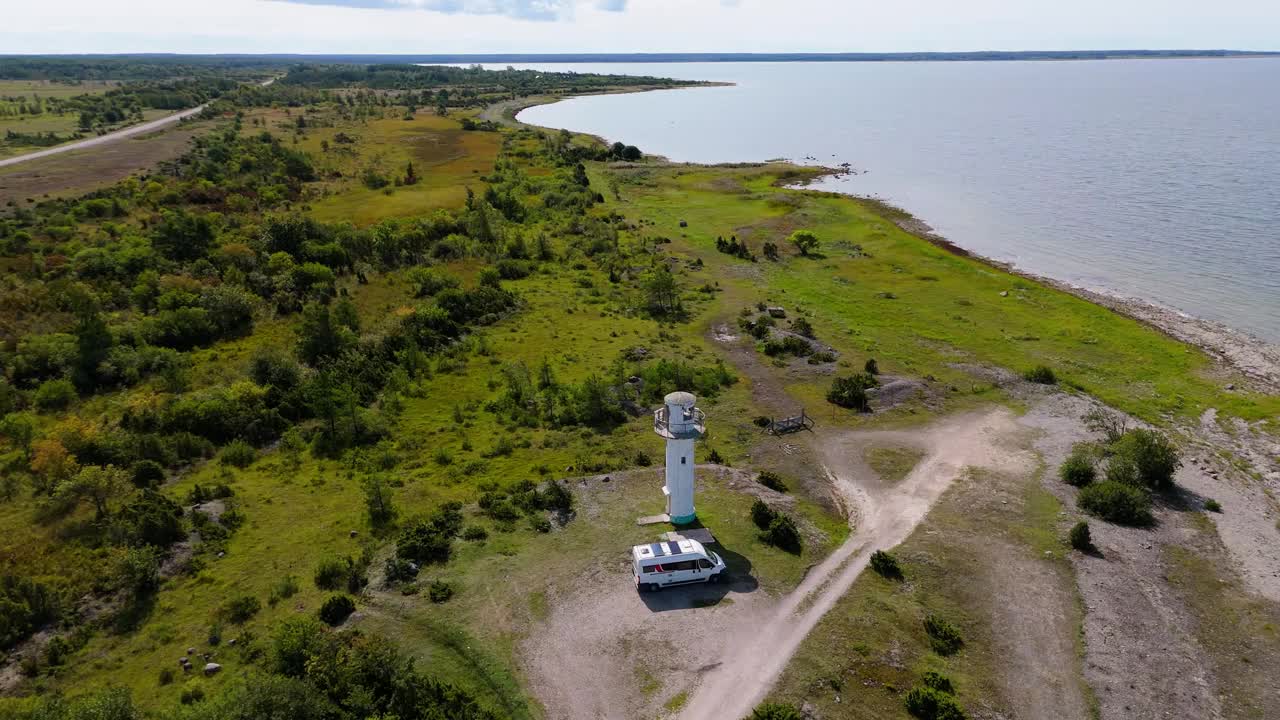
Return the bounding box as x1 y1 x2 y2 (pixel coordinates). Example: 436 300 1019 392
204 662 222 676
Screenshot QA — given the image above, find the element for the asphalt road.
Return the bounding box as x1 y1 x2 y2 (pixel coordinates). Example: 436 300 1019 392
0 78 274 169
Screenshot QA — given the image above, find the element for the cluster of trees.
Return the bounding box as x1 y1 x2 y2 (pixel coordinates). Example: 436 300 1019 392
1059 411 1181 526
489 355 735 430
715 234 756 262
6 620 495 719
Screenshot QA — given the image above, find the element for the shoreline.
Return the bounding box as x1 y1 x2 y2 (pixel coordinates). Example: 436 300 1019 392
506 91 1280 393
849 196 1280 392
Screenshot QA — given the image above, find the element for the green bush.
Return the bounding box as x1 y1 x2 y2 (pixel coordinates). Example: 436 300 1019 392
1105 455 1142 486
313 557 345 590
33 378 77 411
220 439 256 468
1111 428 1180 490
921 671 954 694
222 595 262 624
1077 481 1153 526
924 614 963 656
827 373 877 412
318 594 355 626
750 499 776 530
864 357 879 375
462 526 488 541
750 703 803 720
1204 498 1222 513
1058 447 1096 487
428 580 455 603
757 471 788 493
870 550 903 580
1068 521 1093 552
539 480 574 512
905 685 966 720
761 514 802 554
268 575 299 607
529 516 552 533
131 459 166 488
180 685 206 705
1023 365 1057 385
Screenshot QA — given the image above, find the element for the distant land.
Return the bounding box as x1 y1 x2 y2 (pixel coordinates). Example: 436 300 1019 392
2 50 1279 66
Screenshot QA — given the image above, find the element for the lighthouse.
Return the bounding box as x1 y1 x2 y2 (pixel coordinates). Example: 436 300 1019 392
653 391 705 525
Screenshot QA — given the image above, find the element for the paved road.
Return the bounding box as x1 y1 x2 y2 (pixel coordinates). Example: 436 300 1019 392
0 105 210 169
0 78 274 169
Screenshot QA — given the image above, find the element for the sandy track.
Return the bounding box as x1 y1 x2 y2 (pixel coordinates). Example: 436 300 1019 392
677 408 1031 720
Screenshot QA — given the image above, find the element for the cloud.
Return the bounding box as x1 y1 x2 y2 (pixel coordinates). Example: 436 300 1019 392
594 0 627 10
269 0 575 22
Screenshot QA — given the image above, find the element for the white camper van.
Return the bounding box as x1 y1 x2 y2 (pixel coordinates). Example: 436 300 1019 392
632 538 726 592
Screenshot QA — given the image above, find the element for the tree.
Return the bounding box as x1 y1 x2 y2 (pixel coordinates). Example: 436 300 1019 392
0 413 37 461
296 304 358 366
151 209 216 262
643 265 680 316
60 464 130 520
404 161 418 185
621 145 642 161
73 309 113 391
363 475 397 529
788 230 819 257
762 241 779 261
30 438 79 495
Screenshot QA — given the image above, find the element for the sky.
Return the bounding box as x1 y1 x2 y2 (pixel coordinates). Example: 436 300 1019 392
3 0 1279 55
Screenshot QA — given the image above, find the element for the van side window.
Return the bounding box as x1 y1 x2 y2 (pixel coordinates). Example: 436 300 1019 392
669 560 697 571
642 564 661 574
698 559 713 569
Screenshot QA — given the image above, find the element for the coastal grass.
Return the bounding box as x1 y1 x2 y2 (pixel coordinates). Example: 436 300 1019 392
303 112 501 225
864 445 926 484
608 163 1279 425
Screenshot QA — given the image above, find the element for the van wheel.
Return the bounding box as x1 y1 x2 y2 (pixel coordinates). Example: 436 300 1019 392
708 573 722 585
642 583 658 593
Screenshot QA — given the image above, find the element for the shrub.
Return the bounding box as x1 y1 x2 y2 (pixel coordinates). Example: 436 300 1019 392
757 471 788 493
396 507 461 565
1077 481 1153 526
870 550 903 580
924 614 963 656
921 671 954 694
220 439 256 468
313 556 349 590
1104 455 1142 487
864 357 879 375
222 595 262 624
318 594 355 626
529 516 552 533
180 685 206 705
707 448 726 465
761 514 802 554
904 685 966 720
1058 447 1097 487
827 373 878 412
462 526 488 541
208 622 222 646
1204 498 1222 513
1068 521 1093 552
34 379 77 411
384 556 420 584
428 580 455 603
751 703 803 720
158 667 175 686
752 415 772 428
1023 365 1057 385
131 460 166 488
750 499 777 530
268 575 299 606
406 267 460 297
1111 428 1180 491
539 480 573 512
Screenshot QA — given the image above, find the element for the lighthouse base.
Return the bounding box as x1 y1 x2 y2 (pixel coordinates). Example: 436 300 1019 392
670 512 697 526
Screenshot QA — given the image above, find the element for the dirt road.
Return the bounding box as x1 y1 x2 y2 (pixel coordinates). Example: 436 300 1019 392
676 408 1031 720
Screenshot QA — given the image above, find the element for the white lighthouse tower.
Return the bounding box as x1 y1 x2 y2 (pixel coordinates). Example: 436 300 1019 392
654 391 705 525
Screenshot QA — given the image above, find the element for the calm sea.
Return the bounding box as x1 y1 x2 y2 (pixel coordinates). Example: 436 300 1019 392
511 60 1280 342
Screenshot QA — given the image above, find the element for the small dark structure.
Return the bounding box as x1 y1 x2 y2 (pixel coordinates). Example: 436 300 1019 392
765 409 815 435
767 306 787 318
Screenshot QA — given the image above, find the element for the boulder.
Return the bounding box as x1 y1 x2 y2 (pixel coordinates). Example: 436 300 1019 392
204 663 222 676
178 657 188 666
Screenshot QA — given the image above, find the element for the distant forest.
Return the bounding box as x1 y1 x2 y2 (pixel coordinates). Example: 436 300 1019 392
0 49 1275 81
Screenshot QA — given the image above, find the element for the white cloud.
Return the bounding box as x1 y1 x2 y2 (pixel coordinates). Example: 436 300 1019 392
269 0 576 21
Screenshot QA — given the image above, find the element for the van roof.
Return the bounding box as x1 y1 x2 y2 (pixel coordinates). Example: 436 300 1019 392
633 538 704 561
